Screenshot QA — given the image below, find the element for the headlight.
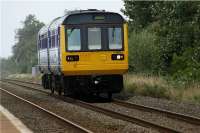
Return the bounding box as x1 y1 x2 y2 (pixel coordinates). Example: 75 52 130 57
111 54 124 60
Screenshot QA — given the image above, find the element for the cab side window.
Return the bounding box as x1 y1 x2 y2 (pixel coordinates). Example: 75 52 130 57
67 28 81 51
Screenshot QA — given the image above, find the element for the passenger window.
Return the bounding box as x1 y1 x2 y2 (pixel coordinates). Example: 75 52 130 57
108 27 122 49
40 33 48 49
67 28 81 51
51 35 55 48
40 41 42 49
88 28 101 50
41 38 47 49
55 35 58 47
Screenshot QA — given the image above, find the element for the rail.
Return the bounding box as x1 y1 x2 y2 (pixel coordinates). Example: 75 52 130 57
1 79 183 133
0 87 93 133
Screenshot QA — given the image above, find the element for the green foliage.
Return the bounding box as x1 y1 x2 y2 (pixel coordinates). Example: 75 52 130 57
128 27 160 73
122 1 200 82
0 57 18 77
1 15 44 76
171 48 200 82
156 2 200 74
192 95 200 103
121 1 156 31
12 15 44 73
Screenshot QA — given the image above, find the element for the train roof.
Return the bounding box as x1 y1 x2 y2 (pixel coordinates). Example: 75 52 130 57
39 9 124 35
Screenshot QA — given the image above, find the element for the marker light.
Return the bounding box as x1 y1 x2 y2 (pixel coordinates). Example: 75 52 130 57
66 55 79 62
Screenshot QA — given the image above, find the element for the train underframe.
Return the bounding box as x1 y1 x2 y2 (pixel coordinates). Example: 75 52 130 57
41 74 123 99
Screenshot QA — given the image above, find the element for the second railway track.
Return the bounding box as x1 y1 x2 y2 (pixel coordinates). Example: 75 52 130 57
0 87 93 133
2 79 200 133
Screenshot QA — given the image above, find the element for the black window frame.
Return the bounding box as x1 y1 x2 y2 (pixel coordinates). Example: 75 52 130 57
87 26 102 50
42 38 48 49
108 26 123 50
50 35 56 48
65 23 124 52
65 26 82 52
39 33 48 50
50 30 56 48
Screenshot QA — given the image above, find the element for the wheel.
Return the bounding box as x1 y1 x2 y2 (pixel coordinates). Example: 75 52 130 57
50 77 54 94
42 75 46 89
46 74 53 93
45 79 49 89
42 74 49 89
51 87 54 94
61 76 69 96
96 92 100 97
58 89 62 95
108 92 112 101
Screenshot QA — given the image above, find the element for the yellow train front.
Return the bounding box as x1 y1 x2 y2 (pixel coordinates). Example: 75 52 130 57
38 9 128 98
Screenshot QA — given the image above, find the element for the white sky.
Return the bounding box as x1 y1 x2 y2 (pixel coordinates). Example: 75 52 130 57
0 0 124 58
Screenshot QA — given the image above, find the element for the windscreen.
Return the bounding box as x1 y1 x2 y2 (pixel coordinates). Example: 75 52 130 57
108 27 122 50
88 27 102 50
65 25 123 51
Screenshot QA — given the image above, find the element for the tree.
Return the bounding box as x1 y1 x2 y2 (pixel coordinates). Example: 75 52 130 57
155 2 199 70
121 1 156 31
12 15 44 73
0 57 18 77
122 1 200 81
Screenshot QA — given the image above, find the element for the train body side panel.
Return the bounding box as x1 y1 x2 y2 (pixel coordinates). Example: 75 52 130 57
60 24 128 76
49 47 59 73
39 49 49 73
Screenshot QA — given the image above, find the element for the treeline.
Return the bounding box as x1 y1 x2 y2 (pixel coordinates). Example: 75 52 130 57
0 15 44 76
1 1 200 82
122 1 200 82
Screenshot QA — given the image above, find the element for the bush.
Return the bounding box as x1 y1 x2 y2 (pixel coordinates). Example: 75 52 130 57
128 28 160 73
140 84 170 99
124 74 170 99
192 95 200 103
171 47 200 82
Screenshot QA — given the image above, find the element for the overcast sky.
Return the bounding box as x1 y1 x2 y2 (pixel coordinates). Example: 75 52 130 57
0 0 124 58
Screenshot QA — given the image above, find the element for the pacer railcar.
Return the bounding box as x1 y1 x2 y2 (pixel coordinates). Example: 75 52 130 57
37 9 128 99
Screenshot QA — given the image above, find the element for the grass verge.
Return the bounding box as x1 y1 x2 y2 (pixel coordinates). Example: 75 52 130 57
124 73 200 104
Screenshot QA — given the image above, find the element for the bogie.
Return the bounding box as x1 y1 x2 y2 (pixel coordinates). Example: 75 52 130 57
41 74 123 97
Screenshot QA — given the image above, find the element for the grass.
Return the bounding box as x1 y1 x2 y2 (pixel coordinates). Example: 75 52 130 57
7 73 42 83
124 73 200 104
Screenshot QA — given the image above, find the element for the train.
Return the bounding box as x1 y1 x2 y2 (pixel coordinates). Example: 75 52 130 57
37 9 128 99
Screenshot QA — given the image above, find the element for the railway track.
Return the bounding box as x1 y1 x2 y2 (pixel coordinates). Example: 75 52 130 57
113 100 200 125
6 78 41 85
2 79 200 133
0 87 93 133
5 78 200 126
